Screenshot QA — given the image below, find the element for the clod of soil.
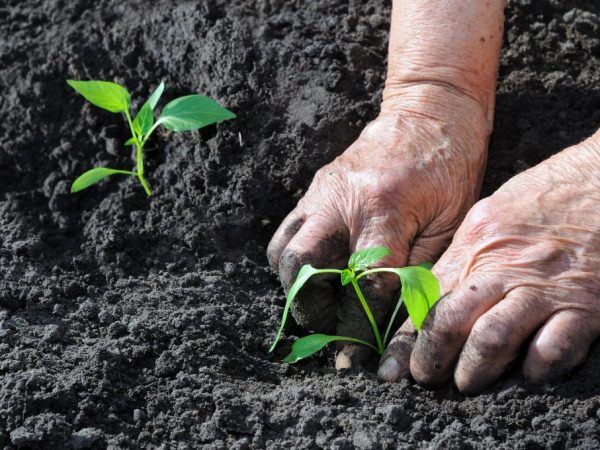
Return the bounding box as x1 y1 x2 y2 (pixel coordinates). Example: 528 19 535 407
2 0 600 448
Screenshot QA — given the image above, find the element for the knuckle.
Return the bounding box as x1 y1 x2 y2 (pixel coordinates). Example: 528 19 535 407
468 317 507 359
313 163 345 187
461 197 502 234
365 178 394 200
424 300 464 344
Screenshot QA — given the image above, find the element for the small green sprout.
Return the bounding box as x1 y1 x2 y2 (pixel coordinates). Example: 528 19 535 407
269 247 441 364
66 80 236 196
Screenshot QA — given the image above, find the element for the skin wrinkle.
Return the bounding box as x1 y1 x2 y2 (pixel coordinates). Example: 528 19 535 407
384 77 482 111
384 131 600 391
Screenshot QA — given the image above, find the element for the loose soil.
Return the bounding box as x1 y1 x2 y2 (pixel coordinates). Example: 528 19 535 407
2 0 600 448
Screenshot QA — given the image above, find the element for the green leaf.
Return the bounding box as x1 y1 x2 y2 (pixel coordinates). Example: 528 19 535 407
146 81 165 110
340 269 354 286
133 102 154 137
124 137 136 146
66 80 130 113
131 82 164 139
348 247 391 272
158 95 236 132
396 266 440 330
282 334 377 364
268 265 320 353
71 167 134 193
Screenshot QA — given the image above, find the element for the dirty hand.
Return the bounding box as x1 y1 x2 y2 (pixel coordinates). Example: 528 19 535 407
268 83 492 368
379 133 600 393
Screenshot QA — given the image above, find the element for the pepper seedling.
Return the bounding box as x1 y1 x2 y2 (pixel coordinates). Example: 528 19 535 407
66 80 236 196
269 247 441 363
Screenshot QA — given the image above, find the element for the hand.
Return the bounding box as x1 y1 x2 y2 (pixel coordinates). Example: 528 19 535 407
268 83 492 368
379 135 600 393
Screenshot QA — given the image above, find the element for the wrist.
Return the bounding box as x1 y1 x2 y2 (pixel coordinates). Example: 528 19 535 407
383 71 496 126
379 82 493 145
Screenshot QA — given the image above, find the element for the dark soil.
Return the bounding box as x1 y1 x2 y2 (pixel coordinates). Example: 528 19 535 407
2 0 600 448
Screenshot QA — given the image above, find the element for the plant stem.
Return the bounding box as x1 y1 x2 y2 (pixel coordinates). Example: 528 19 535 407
124 109 153 197
142 120 162 146
137 168 153 196
135 141 152 196
383 297 403 346
359 268 404 346
350 278 383 353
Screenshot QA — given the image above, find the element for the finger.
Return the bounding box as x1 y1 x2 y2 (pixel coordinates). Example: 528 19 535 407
523 310 600 383
377 232 470 382
453 288 550 394
278 214 348 333
378 318 417 382
410 274 505 388
267 207 306 268
335 227 409 369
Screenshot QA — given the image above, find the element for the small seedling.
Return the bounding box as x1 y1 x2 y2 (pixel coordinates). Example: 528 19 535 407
269 247 441 363
66 80 236 196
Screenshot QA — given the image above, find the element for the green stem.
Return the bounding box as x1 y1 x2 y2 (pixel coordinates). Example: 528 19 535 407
350 278 383 354
141 120 162 146
383 297 403 346
138 171 153 196
124 109 140 146
358 268 404 346
124 109 153 196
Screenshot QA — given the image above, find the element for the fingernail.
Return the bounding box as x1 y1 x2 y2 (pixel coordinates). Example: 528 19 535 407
378 356 402 382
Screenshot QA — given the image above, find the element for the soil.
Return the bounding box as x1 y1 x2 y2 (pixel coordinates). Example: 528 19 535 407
2 0 600 448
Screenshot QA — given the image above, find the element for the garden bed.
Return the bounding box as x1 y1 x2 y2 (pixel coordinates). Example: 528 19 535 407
2 0 600 448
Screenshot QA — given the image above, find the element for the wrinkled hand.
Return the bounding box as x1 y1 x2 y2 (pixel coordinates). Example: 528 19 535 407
268 84 491 368
379 135 600 393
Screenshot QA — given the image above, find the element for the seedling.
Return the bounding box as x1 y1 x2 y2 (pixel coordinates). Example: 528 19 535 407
66 80 236 196
269 247 441 363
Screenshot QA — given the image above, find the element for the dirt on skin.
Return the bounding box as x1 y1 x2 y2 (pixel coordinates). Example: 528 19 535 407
1 0 600 448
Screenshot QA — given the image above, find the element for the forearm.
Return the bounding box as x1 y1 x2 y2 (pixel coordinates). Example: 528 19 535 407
382 0 506 123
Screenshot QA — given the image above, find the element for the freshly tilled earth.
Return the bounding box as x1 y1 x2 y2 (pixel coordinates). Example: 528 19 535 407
2 0 600 448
